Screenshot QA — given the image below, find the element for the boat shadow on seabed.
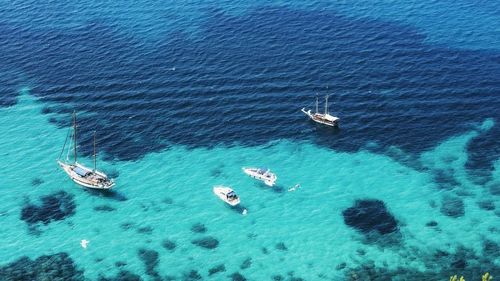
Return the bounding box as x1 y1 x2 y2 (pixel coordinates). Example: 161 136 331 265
84 188 128 202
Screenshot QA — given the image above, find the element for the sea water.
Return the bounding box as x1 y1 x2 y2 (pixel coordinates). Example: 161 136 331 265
0 1 499 280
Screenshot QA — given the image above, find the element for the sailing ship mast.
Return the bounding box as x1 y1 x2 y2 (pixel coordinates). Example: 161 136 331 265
73 111 77 163
315 96 319 113
93 131 97 171
325 95 329 115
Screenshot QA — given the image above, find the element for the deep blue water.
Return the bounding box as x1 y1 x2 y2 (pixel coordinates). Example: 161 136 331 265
1 1 500 280
2 5 499 171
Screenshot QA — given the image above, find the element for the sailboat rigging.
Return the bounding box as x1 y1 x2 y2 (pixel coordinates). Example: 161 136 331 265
301 95 339 127
57 112 115 190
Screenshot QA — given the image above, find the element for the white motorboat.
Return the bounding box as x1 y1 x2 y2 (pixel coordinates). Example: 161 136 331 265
213 185 240 206
57 112 115 190
301 95 339 127
242 167 277 187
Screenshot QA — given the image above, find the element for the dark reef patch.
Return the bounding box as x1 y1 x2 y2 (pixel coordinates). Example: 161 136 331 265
115 261 127 268
31 178 44 186
432 169 459 189
183 270 202 281
20 190 76 225
336 262 347 270
137 226 153 235
482 239 499 256
121 222 135 230
137 248 159 278
342 199 398 235
162 197 174 204
229 272 247 281
272 275 284 281
262 247 269 254
192 236 219 249
208 264 226 276
489 182 500 196
97 270 142 281
162 239 176 251
425 221 438 227
0 252 84 280
477 200 495 211
240 257 252 270
94 205 116 212
345 244 500 281
275 242 288 251
191 223 207 233
440 195 465 217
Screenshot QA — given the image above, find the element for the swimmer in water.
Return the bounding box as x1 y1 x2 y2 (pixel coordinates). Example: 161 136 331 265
288 184 300 192
80 239 89 249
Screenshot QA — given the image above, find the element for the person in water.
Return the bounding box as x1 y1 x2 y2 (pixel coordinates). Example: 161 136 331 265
288 184 300 192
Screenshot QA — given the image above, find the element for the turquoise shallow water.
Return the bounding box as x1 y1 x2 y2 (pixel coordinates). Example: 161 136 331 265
1 92 498 280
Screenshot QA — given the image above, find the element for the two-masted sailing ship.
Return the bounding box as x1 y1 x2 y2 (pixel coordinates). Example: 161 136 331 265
57 112 115 190
302 95 339 127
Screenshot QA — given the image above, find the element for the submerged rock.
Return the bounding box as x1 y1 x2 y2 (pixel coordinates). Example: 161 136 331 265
162 239 176 251
20 191 76 225
425 221 438 227
229 272 247 281
192 236 219 249
31 178 44 186
433 169 459 189
240 257 252 269
342 199 398 234
336 262 347 270
440 195 465 217
94 205 116 212
137 226 153 235
208 264 226 276
137 248 159 277
272 275 284 281
191 223 207 233
183 270 202 281
275 242 288 251
0 252 84 280
477 200 495 211
98 270 142 281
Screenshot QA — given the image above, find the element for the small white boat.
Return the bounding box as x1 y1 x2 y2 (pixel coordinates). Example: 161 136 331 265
57 112 115 190
213 185 240 206
302 95 339 127
242 167 277 187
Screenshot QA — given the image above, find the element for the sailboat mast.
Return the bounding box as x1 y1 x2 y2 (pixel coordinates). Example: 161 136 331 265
73 111 77 163
93 131 97 171
315 96 319 113
325 95 328 114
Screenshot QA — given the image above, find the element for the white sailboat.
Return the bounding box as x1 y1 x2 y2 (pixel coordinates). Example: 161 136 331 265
57 112 115 190
301 95 339 127
213 185 240 206
242 167 277 187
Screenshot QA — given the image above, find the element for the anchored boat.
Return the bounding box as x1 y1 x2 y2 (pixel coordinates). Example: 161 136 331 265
57 112 115 190
243 167 277 187
213 185 240 206
301 95 339 127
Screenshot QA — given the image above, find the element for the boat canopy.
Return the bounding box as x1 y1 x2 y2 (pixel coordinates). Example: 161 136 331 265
323 114 339 122
258 167 269 173
74 166 90 177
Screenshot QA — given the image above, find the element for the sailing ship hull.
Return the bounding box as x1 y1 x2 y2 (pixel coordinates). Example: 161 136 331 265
301 108 339 127
58 161 115 190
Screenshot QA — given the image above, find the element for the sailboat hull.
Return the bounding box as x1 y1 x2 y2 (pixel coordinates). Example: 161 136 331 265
58 161 115 190
301 108 339 127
